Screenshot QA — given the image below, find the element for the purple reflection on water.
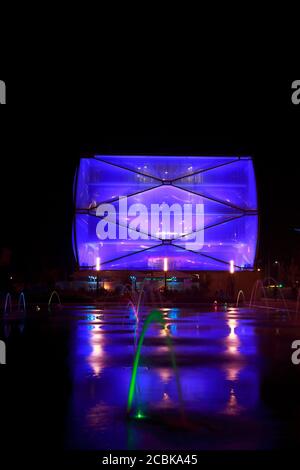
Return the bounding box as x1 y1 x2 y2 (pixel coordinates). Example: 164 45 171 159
66 306 289 451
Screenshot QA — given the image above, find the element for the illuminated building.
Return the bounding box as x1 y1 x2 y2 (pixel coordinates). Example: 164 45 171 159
73 155 258 272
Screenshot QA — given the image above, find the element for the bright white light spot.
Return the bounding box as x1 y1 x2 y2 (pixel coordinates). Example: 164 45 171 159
163 258 168 272
96 257 101 271
229 260 235 274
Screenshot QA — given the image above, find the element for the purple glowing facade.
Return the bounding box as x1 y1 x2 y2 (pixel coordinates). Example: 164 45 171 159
73 156 258 271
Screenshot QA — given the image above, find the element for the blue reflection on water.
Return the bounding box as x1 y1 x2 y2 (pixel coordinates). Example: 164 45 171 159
66 306 298 450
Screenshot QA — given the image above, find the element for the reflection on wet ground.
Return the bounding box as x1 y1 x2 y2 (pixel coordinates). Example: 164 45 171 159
2 305 300 451
66 306 300 450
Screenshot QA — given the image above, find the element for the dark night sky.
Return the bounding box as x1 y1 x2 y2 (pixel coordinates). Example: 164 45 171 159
0 77 299 279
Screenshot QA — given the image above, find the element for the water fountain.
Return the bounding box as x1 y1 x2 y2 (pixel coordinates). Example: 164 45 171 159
125 277 147 322
18 292 26 314
263 277 289 312
127 300 138 322
236 290 245 308
126 299 139 351
249 280 269 309
127 309 184 422
3 293 12 315
249 277 293 320
48 290 62 312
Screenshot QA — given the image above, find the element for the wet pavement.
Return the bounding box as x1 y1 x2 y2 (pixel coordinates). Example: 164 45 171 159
1 305 300 453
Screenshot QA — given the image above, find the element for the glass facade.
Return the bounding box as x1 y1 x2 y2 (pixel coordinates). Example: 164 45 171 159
73 156 258 271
